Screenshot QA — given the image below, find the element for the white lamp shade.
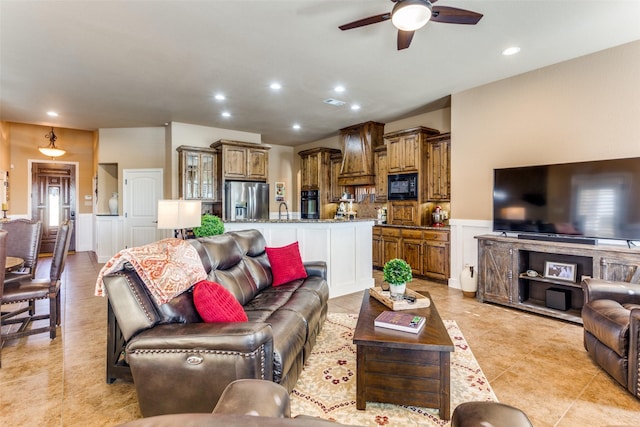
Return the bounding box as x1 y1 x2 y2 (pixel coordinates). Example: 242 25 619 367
157 199 202 229
391 0 432 31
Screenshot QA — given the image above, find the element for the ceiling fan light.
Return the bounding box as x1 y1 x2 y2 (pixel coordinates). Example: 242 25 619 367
392 0 432 32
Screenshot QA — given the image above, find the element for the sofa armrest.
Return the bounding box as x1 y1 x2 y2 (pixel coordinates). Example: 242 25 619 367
126 322 276 417
581 278 640 304
304 261 327 280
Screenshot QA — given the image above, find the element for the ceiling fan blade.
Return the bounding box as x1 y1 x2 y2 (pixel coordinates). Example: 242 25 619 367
431 6 483 25
339 13 391 31
397 30 414 50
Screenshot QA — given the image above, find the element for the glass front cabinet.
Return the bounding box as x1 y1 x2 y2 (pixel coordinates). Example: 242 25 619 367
177 146 220 214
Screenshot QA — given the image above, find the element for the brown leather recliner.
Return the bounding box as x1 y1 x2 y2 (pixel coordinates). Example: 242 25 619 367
581 277 640 398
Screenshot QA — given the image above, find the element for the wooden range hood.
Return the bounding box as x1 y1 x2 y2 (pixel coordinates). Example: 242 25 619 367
338 121 385 186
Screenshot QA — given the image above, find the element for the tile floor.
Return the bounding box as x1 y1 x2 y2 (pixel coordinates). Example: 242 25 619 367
1 251 639 426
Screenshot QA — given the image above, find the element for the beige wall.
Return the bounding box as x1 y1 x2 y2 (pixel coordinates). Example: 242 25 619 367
451 40 640 221
97 127 166 210
267 144 295 214
0 122 10 173
6 122 95 215
167 122 263 199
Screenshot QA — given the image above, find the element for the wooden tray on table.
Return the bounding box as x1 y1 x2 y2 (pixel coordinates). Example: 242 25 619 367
368 286 431 311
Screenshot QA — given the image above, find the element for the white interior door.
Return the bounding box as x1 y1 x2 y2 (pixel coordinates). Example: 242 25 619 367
123 168 163 248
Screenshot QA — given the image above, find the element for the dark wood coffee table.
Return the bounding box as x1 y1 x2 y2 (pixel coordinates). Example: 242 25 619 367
353 289 454 420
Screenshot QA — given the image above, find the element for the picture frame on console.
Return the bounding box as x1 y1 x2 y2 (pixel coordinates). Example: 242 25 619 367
544 261 577 282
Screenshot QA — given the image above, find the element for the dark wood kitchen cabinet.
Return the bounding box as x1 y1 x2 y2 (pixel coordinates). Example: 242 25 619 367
210 139 270 181
374 146 388 202
372 226 383 268
373 225 450 282
385 126 439 174
388 201 419 226
427 133 451 201
330 152 345 202
380 227 401 266
401 228 423 276
423 230 450 281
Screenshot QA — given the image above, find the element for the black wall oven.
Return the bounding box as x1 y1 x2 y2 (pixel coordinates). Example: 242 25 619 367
301 190 319 219
388 173 418 200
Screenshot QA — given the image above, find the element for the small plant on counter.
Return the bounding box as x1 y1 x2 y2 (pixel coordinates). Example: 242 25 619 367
193 214 224 237
383 258 412 285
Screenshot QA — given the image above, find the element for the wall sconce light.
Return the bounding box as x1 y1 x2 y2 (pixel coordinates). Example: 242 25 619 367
39 127 66 158
157 199 202 239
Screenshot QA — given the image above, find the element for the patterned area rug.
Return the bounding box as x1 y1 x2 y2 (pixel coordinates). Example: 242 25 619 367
291 313 497 426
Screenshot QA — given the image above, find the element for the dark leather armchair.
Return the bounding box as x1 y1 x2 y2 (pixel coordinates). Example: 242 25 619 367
451 402 533 427
581 277 640 398
2 219 43 284
117 379 348 426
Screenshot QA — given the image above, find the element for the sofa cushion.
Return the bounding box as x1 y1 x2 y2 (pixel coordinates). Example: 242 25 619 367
265 309 307 383
266 242 307 287
193 280 248 323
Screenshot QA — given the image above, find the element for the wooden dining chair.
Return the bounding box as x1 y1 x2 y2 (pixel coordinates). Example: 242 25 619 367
0 220 73 368
2 219 43 284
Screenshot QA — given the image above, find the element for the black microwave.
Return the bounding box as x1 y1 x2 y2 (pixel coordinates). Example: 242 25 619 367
388 173 418 200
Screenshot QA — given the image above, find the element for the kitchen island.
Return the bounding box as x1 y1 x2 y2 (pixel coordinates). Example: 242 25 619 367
224 219 375 298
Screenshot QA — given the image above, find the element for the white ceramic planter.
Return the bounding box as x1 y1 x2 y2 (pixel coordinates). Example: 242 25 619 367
389 282 406 300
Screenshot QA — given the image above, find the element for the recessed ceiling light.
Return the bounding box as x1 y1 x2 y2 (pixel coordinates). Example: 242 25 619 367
292 124 301 130
502 46 521 56
221 111 231 118
270 82 282 90
47 111 58 117
334 85 345 93
351 104 361 111
214 93 226 101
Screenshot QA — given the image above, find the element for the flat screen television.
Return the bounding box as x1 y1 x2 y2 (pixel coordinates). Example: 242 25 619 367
493 157 640 242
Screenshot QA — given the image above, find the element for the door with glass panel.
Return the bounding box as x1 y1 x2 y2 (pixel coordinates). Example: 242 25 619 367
31 162 76 253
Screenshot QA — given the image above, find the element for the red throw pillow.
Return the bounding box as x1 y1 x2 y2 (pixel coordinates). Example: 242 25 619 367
193 280 248 323
265 241 308 287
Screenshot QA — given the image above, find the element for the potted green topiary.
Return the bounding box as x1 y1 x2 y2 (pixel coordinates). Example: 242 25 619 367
193 214 224 238
383 258 412 300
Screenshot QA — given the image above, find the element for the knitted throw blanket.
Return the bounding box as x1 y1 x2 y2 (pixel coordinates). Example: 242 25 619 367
95 238 207 305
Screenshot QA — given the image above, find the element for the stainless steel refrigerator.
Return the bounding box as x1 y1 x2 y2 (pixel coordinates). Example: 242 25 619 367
224 181 270 221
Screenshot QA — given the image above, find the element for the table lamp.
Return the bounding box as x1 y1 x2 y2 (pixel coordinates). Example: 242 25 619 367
157 199 202 239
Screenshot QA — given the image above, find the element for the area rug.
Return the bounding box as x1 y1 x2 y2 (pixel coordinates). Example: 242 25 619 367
291 313 497 426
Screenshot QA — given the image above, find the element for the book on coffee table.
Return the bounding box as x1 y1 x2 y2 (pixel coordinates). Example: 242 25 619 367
374 310 425 334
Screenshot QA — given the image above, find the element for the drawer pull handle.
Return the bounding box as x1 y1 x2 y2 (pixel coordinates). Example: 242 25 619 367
186 355 203 365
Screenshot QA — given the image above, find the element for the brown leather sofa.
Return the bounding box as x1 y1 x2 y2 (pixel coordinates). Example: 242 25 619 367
581 277 640 398
103 229 329 417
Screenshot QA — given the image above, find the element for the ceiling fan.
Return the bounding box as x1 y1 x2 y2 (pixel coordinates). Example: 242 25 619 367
338 0 483 50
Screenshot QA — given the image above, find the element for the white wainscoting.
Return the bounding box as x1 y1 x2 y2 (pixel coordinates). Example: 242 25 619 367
448 219 493 289
224 221 375 298
75 213 94 252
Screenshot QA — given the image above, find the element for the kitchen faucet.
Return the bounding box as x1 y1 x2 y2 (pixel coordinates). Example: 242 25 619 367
278 201 289 220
